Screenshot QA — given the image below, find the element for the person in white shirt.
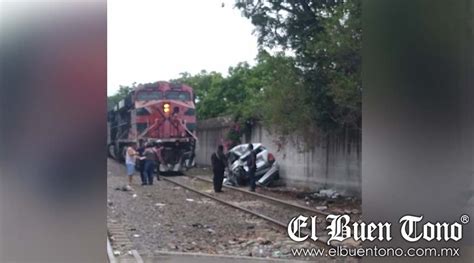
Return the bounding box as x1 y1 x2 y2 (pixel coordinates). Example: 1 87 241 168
125 144 138 185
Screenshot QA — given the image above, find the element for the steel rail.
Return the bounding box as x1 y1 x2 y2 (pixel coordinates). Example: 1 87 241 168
189 175 359 224
191 176 331 216
161 176 332 249
107 235 144 263
107 237 117 263
131 250 144 263
162 176 288 228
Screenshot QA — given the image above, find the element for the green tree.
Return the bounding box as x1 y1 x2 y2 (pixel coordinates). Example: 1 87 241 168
107 85 133 110
172 70 226 119
173 51 310 140
256 52 311 137
235 0 361 133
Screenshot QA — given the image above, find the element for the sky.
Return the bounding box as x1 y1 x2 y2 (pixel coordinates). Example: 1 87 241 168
108 0 259 96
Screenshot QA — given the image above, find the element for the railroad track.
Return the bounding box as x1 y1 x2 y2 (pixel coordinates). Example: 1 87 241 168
190 175 359 224
107 158 359 259
191 175 332 217
162 175 360 249
107 225 144 263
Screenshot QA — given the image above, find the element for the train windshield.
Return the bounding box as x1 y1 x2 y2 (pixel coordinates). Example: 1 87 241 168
136 91 162 101
165 91 191 101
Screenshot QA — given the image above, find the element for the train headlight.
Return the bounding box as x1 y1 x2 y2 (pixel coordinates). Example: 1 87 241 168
163 103 170 113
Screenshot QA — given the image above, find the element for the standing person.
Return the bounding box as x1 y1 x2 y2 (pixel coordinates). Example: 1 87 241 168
143 143 157 185
125 143 138 185
154 140 164 181
211 145 226 193
246 143 257 192
137 139 147 185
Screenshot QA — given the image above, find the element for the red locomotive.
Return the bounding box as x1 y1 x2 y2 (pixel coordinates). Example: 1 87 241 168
108 81 197 172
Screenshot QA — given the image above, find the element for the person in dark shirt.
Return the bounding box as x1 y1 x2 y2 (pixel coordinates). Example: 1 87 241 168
136 139 146 185
143 143 157 185
246 143 257 192
211 145 226 193
154 140 164 181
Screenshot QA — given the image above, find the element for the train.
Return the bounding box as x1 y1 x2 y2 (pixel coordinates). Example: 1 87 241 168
107 81 197 172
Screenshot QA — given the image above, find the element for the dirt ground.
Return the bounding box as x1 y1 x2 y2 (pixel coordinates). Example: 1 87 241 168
107 159 360 262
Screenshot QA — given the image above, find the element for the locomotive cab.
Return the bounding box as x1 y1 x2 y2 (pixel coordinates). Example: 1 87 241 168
108 81 197 172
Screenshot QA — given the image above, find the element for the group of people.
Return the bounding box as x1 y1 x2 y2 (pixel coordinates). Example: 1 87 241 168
125 140 163 186
124 141 258 192
211 143 257 193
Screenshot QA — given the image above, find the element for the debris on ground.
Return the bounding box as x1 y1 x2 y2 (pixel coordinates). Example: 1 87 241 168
185 198 195 202
191 223 203 228
115 185 133 192
315 205 328 210
256 237 272 245
167 243 177 250
312 188 340 199
272 251 282 257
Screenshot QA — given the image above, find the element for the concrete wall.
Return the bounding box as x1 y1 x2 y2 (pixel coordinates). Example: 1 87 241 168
195 116 233 166
195 117 361 197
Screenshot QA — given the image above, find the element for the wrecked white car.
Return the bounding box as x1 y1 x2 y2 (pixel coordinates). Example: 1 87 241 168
224 143 279 187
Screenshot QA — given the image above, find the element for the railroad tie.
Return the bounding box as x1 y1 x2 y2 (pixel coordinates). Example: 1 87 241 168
108 223 143 262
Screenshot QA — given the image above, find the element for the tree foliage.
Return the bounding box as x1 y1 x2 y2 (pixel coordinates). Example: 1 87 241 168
257 52 311 137
172 51 310 143
172 71 227 119
235 0 361 133
107 85 134 110
172 58 268 123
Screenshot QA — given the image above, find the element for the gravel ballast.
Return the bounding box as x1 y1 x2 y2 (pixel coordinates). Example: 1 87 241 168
108 159 359 262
